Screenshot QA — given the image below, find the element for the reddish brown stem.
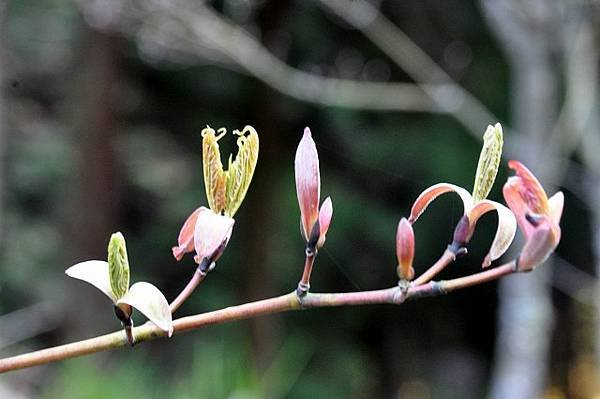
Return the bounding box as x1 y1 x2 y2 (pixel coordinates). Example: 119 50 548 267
169 268 207 314
0 260 518 374
296 252 315 296
412 249 455 286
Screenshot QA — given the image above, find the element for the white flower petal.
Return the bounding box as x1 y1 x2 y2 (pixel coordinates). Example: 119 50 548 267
118 282 173 336
65 260 118 303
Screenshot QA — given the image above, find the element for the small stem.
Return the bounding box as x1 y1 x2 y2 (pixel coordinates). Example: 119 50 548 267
169 268 207 313
440 261 517 293
296 251 316 297
412 249 455 286
124 325 135 346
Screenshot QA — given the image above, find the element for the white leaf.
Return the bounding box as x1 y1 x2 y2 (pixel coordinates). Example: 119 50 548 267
468 200 517 267
118 282 173 336
65 260 118 303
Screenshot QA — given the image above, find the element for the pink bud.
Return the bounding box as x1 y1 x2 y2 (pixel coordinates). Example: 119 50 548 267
172 207 207 261
194 209 235 270
316 196 333 249
295 127 321 242
396 218 415 280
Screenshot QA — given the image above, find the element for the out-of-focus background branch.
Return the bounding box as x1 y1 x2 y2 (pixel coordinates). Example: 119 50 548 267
1 0 599 398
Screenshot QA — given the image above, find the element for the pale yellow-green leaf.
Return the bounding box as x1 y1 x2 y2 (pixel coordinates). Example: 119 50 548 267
118 282 173 336
107 232 130 299
224 126 259 217
202 126 228 214
472 123 503 202
65 260 118 303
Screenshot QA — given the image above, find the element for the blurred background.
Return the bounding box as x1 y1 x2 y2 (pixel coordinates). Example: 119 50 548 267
0 0 599 398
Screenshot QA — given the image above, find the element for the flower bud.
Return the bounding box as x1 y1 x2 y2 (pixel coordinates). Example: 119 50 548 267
449 214 473 256
396 218 415 281
108 232 130 299
295 127 321 243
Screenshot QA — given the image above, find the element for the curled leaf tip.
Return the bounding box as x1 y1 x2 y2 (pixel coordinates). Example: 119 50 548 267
202 125 259 217
472 123 503 202
202 127 227 214
409 183 473 224
466 200 516 267
225 125 259 216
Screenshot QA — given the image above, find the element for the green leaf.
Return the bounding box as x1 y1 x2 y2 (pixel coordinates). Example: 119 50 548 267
65 260 117 303
472 123 503 202
107 232 130 299
118 282 173 336
225 126 259 217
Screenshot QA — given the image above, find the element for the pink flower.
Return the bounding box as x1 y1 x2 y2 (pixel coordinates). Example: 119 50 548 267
503 160 564 270
295 127 333 251
396 218 415 280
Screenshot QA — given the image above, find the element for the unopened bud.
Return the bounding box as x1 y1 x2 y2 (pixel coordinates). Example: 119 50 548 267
396 218 415 281
472 123 503 202
108 232 130 299
449 215 473 256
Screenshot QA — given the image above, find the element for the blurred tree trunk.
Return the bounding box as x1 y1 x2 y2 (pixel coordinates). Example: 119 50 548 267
482 1 561 397
241 1 292 374
0 1 6 249
65 28 120 336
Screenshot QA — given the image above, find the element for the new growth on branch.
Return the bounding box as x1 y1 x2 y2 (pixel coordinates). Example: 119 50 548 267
0 122 564 373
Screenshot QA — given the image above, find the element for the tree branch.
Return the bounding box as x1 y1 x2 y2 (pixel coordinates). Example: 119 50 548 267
0 260 517 374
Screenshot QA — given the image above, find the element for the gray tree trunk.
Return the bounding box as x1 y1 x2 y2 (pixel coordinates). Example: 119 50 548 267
482 1 561 397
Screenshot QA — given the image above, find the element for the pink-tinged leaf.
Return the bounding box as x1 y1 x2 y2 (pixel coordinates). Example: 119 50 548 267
517 218 559 271
547 191 564 226
295 127 321 241
316 197 333 249
65 260 118 303
172 207 207 261
409 183 473 224
503 176 536 239
118 282 173 337
395 218 415 280
468 200 517 267
507 160 549 214
194 209 235 263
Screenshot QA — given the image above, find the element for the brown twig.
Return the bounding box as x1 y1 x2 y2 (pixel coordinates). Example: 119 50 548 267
0 260 518 374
